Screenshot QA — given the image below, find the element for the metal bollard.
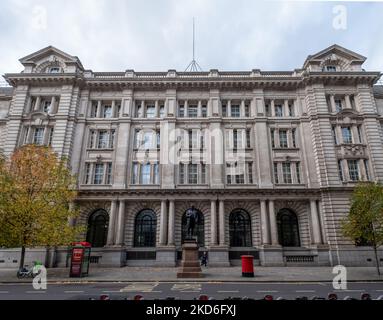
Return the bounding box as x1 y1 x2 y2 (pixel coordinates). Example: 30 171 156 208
327 293 338 300
134 294 144 301
100 294 110 300
199 295 209 300
263 295 274 301
361 293 371 300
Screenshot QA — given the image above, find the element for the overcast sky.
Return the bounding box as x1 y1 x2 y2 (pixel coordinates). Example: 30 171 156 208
0 0 383 77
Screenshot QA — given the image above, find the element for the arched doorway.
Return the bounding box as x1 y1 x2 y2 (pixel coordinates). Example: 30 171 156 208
277 209 301 247
86 209 108 247
134 209 157 247
181 208 204 247
229 209 252 247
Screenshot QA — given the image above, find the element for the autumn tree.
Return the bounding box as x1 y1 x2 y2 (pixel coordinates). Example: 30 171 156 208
0 145 83 269
343 182 383 275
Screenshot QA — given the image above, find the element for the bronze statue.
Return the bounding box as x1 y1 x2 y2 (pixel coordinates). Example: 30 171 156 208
185 206 198 238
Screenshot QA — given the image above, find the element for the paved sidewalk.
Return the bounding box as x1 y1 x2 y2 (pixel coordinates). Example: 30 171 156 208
1 266 383 283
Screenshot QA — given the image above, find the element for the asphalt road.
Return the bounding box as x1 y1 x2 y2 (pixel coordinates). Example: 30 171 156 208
0 281 383 300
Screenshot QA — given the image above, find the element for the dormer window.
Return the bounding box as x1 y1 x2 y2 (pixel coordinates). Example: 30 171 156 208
325 65 337 72
48 67 61 73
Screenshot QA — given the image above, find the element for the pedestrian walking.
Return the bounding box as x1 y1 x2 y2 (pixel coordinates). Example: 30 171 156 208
201 251 208 267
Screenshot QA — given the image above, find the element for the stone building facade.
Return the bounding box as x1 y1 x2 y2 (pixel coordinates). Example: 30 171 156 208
1 44 383 268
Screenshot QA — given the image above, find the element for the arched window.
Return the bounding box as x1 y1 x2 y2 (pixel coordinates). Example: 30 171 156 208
134 209 157 247
277 209 300 247
229 209 252 247
86 209 108 247
181 209 204 247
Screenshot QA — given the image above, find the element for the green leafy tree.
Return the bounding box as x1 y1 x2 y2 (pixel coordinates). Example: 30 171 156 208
343 182 383 275
0 145 84 269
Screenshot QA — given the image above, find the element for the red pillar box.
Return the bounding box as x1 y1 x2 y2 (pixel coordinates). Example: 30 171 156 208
241 255 254 277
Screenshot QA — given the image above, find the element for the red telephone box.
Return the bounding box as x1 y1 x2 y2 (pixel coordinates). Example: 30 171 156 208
69 242 91 277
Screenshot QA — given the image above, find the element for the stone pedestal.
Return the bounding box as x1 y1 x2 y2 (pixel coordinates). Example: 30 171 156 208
99 246 126 267
259 245 284 266
177 239 203 278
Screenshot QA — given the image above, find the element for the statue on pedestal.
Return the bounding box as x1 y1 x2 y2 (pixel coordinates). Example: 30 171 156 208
185 206 198 239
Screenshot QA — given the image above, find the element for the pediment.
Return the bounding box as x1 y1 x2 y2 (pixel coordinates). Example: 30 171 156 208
19 46 84 73
303 44 366 72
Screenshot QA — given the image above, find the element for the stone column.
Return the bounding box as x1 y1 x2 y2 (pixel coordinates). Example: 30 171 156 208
330 95 336 113
210 200 217 246
25 96 32 113
260 200 269 245
197 100 202 117
342 159 349 181
155 100 159 118
34 96 41 111
184 100 188 117
116 200 126 245
270 100 275 117
50 96 56 114
345 95 352 109
140 100 145 118
284 99 289 116
310 200 322 244
107 200 118 245
359 159 367 180
227 100 231 117
96 100 102 118
167 200 175 246
268 200 278 245
336 126 343 144
159 200 168 246
240 100 245 117
219 200 225 246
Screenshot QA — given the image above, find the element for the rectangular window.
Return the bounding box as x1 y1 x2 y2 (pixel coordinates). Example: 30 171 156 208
279 130 288 148
296 162 301 184
357 125 363 143
274 163 279 184
146 105 156 118
143 132 153 149
84 163 91 184
91 103 98 117
244 104 250 117
222 104 227 117
179 163 185 184
292 128 297 148
338 160 344 182
98 131 109 149
233 129 238 150
132 163 139 184
106 163 112 184
231 105 240 117
247 162 253 184
178 105 185 117
332 126 338 145
246 129 251 148
335 99 343 112
23 127 29 145
141 164 151 184
201 163 206 184
48 127 54 147
282 162 292 184
348 160 359 181
134 129 140 149
342 127 352 144
326 65 337 72
110 130 115 149
275 105 283 117
188 164 198 184
265 104 269 116
93 163 104 184
103 105 112 118
270 128 275 148
187 105 198 117
364 160 370 180
156 131 160 148
288 104 294 117
136 103 143 117
153 163 159 184
202 105 207 117
226 163 232 184
33 127 44 145
42 100 51 113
